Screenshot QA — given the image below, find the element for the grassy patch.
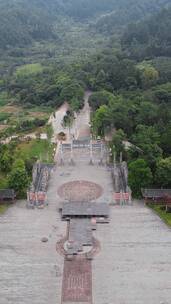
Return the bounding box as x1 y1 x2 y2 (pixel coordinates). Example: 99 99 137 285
0 105 22 114
0 204 8 214
15 63 44 77
15 139 55 163
0 92 8 107
0 112 11 122
149 204 171 227
28 105 53 114
0 173 8 189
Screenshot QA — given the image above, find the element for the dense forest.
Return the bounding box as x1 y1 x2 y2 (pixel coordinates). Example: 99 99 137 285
0 0 170 49
0 0 57 49
94 0 170 33
122 7 171 60
0 0 171 196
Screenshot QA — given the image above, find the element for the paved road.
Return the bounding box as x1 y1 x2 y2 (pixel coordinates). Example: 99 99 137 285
73 91 91 140
49 102 69 142
50 91 91 143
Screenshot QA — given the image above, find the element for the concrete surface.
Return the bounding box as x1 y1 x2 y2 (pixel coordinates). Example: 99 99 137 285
93 201 171 304
0 163 171 303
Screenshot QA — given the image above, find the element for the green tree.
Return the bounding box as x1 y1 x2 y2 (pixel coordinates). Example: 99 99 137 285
0 144 13 173
128 159 153 197
140 65 159 88
70 98 83 111
0 151 13 172
155 157 171 188
95 69 106 88
89 90 115 110
136 101 158 125
160 123 171 156
111 129 126 156
154 87 171 103
60 82 83 101
109 96 134 135
132 125 162 169
92 105 110 136
8 159 29 198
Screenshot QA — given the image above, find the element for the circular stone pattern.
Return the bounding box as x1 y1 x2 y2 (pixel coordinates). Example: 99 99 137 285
64 241 93 255
58 180 103 202
56 237 101 257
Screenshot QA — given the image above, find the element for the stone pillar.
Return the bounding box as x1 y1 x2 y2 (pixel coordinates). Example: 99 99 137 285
69 141 75 166
60 142 64 166
89 140 93 165
120 152 123 163
99 142 104 166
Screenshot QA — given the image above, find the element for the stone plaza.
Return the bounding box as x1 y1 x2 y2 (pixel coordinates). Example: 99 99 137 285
0 161 171 303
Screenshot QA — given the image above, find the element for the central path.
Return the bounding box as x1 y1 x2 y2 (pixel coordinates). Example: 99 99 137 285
53 161 113 304
62 258 92 303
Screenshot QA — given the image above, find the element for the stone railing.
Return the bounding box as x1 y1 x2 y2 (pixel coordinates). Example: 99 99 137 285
27 162 53 208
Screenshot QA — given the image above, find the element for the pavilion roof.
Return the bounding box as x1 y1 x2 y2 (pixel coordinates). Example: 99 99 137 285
142 189 171 198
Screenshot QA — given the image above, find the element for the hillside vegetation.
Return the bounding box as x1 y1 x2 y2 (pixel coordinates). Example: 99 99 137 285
0 1 171 197
0 0 57 49
122 7 171 60
94 0 170 33
0 0 170 49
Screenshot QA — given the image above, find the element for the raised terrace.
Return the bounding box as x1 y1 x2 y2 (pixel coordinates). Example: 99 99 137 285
61 201 110 219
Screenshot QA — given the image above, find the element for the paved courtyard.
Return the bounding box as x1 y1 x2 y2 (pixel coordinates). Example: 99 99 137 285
0 162 171 303
93 202 171 304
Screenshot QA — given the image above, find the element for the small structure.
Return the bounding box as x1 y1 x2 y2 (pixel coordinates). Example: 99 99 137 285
0 189 15 203
72 139 90 148
61 201 109 220
60 201 110 255
164 194 171 212
67 218 93 254
142 189 171 204
113 191 132 205
40 133 48 140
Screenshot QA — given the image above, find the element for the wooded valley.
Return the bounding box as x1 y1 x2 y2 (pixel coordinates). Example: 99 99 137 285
0 0 171 197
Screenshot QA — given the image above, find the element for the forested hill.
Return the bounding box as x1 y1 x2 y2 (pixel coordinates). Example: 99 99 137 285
93 0 170 33
0 1 171 197
121 7 171 60
0 0 170 49
0 0 57 49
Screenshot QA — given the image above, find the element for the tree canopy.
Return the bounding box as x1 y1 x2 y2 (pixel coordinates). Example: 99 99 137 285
122 7 171 60
128 159 153 197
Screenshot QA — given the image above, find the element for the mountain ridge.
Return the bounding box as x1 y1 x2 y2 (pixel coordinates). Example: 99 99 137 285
0 0 170 49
